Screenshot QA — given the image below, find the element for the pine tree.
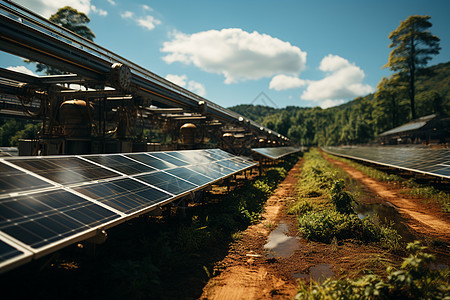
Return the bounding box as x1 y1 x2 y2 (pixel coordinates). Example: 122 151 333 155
384 15 440 120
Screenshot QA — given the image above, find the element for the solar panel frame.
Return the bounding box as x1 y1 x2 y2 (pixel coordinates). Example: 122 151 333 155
0 233 33 273
252 147 301 160
0 149 257 273
323 146 450 179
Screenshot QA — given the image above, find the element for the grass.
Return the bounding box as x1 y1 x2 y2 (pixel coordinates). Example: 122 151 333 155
323 152 450 213
295 241 450 299
290 149 402 250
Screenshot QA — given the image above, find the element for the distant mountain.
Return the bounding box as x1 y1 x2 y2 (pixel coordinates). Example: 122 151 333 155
228 61 450 146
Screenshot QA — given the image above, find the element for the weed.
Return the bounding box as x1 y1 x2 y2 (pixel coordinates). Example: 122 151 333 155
295 242 450 299
293 149 401 250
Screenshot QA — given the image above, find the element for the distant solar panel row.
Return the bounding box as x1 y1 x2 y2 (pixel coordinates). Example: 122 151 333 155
252 147 301 160
323 146 450 179
0 149 256 273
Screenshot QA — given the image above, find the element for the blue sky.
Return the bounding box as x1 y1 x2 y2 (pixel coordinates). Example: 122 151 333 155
2 0 450 109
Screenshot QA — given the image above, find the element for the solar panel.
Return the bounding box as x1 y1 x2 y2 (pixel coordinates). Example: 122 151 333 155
0 161 52 194
252 147 301 160
323 146 450 179
0 149 256 273
72 178 172 214
10 157 119 185
134 172 197 196
0 189 120 249
125 153 177 170
82 154 157 175
0 236 32 273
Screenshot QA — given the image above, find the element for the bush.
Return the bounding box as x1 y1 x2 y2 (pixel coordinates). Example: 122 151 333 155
295 241 450 299
330 180 357 214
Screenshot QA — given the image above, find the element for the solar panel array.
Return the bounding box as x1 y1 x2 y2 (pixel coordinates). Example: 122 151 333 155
323 146 450 179
252 147 301 160
0 149 256 273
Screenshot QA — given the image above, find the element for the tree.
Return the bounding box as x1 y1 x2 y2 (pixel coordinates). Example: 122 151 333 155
384 15 440 120
50 6 95 41
374 76 405 130
27 6 95 75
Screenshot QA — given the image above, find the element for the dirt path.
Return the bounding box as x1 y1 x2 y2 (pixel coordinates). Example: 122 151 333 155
325 155 450 243
201 161 302 299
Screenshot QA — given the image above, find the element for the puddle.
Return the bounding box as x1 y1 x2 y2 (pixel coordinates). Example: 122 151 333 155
292 264 334 283
355 202 415 241
264 222 299 258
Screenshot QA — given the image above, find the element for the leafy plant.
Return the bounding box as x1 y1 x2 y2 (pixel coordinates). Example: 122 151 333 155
295 241 450 299
330 180 357 214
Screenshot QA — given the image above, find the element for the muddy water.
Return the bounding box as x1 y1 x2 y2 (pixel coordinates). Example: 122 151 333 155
292 264 334 283
264 222 299 258
355 202 415 241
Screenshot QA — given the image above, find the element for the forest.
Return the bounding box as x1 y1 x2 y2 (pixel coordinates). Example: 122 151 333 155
229 61 450 146
0 61 449 148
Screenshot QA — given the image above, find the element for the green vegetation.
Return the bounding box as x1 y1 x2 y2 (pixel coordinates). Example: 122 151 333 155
384 15 441 119
230 61 450 146
0 118 40 146
26 6 95 75
290 149 401 250
324 152 450 213
295 241 450 299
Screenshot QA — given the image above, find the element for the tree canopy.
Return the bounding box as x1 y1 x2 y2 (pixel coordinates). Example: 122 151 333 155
28 6 95 75
384 15 440 119
50 6 95 41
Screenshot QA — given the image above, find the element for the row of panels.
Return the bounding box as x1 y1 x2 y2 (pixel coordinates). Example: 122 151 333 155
252 147 301 160
0 149 256 273
323 146 450 178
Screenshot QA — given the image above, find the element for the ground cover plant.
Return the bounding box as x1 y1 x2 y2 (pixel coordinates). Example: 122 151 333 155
324 152 450 213
295 241 450 299
290 149 402 250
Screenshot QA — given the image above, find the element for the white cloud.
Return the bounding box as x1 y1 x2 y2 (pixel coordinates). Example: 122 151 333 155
121 11 134 19
320 99 345 109
7 66 37 76
187 81 206 97
161 28 307 84
141 4 153 11
91 5 107 16
15 0 92 18
107 0 116 5
166 74 206 97
301 54 374 108
137 15 161 31
121 10 160 31
269 74 306 91
166 74 187 87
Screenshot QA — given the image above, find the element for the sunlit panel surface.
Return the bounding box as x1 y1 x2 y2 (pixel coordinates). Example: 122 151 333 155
252 147 301 160
323 146 450 178
0 149 256 273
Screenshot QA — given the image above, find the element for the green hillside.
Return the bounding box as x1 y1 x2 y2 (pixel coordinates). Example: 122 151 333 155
229 61 450 146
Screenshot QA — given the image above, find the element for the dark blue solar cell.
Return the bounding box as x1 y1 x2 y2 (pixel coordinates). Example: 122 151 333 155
167 151 216 165
73 178 171 214
9 157 119 185
125 153 176 170
165 167 211 186
187 164 224 180
148 152 189 167
0 240 23 263
0 189 119 249
83 155 156 175
0 162 52 194
135 171 196 195
216 160 242 171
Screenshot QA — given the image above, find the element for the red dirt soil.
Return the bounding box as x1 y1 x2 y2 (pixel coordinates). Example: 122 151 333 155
201 156 450 300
